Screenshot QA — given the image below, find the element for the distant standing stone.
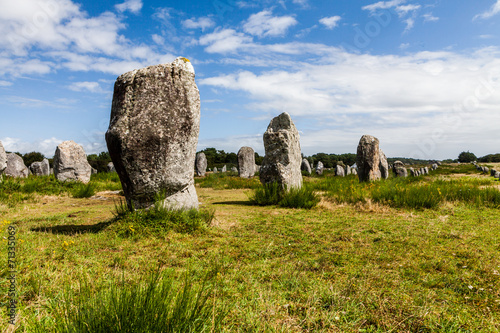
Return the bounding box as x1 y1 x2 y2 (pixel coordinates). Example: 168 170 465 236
30 158 50 176
107 162 116 173
356 135 381 182
424 166 429 175
0 141 7 173
379 149 389 179
105 57 200 209
345 165 351 176
494 171 500 179
195 152 207 177
490 169 496 177
301 158 312 175
91 167 97 175
335 165 345 177
315 161 324 175
231 166 238 173
351 168 358 176
213 167 218 173
432 163 438 170
260 112 302 189
393 160 407 177
238 146 255 178
222 165 227 172
53 141 92 183
4 153 29 178
409 167 416 177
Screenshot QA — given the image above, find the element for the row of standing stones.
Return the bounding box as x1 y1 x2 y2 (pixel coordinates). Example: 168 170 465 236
0 58 442 210
473 161 500 179
0 139 93 183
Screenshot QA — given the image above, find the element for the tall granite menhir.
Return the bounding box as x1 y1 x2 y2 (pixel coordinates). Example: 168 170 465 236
237 146 255 178
356 135 381 182
106 57 200 210
260 112 302 189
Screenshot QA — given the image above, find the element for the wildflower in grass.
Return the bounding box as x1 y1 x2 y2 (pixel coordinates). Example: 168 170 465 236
129 225 135 233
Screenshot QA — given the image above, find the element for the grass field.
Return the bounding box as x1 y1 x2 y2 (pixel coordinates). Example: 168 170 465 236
1 165 500 332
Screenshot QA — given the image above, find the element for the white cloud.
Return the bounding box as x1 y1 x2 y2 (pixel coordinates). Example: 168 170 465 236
199 29 253 53
68 81 102 93
243 10 297 37
182 17 215 31
0 80 12 86
1 137 64 157
404 17 415 32
396 4 420 17
423 13 439 22
319 16 341 29
200 47 500 158
399 43 410 49
362 0 405 13
115 0 143 14
474 0 500 20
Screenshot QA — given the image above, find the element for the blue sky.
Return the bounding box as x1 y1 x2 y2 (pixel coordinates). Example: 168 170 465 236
1 0 500 160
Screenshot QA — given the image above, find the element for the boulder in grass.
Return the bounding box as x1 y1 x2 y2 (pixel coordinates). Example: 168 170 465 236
53 141 92 183
195 152 207 177
4 153 29 178
335 165 345 177
315 161 324 175
301 158 312 175
105 57 200 210
393 160 407 178
259 112 302 190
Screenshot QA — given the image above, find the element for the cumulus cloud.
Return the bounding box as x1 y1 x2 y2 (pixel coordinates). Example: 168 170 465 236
362 0 405 13
182 17 215 31
199 29 253 53
319 16 341 29
243 10 297 37
1 137 64 156
68 81 102 93
115 0 143 14
423 13 439 22
474 0 500 20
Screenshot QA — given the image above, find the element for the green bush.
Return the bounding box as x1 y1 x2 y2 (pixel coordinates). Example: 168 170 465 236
72 183 97 198
33 269 225 333
249 182 320 209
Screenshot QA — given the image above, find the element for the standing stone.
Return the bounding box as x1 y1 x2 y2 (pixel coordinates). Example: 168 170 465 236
53 141 92 183
490 169 496 177
221 165 227 172
260 112 302 190
351 168 358 176
91 167 98 175
213 167 218 173
315 161 324 175
494 171 500 179
107 162 116 173
237 146 255 178
432 163 438 170
335 165 345 177
424 167 429 175
301 158 312 175
231 166 238 173
0 141 7 173
379 149 389 179
356 135 381 182
105 57 200 210
345 165 351 176
393 160 407 177
4 153 29 178
195 152 207 177
30 158 50 176
410 167 416 177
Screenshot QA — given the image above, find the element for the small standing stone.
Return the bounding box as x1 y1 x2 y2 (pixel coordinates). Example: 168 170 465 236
301 158 312 175
393 160 407 178
53 141 92 183
231 166 238 173
237 147 255 178
107 162 116 173
315 161 324 175
213 167 218 173
345 165 352 176
0 141 7 173
195 152 207 177
4 154 29 178
222 165 227 172
30 158 50 176
335 165 345 177
260 112 302 190
379 149 389 179
356 135 381 182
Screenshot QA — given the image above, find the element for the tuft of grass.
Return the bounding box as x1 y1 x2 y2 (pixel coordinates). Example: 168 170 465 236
32 268 226 333
250 182 320 209
72 183 97 198
112 197 215 236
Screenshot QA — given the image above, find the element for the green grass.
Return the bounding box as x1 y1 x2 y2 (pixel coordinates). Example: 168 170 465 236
249 182 320 209
71 183 97 198
195 173 261 190
30 268 226 333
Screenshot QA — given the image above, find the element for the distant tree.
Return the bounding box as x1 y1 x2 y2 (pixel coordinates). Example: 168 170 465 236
458 151 477 163
478 153 500 163
87 151 111 173
254 152 264 165
23 151 45 167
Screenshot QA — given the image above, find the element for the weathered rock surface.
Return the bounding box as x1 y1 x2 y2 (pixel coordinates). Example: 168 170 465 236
393 160 407 177
105 57 200 209
379 149 389 179
4 153 29 178
0 141 7 173
356 135 381 182
30 159 50 176
335 165 345 177
238 147 255 178
107 162 116 173
345 165 352 176
259 112 302 189
315 161 324 175
53 141 92 183
301 158 312 175
195 152 207 177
